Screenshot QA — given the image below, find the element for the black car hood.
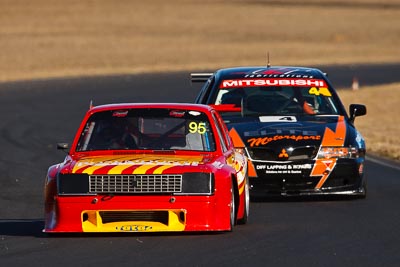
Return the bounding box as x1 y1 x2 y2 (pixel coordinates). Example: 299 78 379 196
226 115 354 150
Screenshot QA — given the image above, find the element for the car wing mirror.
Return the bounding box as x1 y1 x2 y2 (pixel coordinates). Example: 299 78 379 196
57 143 69 151
349 104 366 122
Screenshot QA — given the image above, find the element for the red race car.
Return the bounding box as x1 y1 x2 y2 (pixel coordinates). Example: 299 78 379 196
44 103 248 233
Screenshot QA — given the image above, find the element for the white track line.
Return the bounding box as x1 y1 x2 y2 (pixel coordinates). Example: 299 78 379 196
366 156 400 171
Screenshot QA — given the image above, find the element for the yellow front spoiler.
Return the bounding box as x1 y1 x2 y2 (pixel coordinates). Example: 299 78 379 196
81 210 186 232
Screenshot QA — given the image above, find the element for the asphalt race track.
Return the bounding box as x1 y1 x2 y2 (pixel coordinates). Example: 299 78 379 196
1 64 400 267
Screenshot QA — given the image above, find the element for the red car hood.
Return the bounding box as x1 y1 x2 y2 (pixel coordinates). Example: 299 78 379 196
69 154 212 175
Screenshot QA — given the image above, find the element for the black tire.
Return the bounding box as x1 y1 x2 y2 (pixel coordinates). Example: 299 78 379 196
237 177 249 225
359 178 367 199
229 183 236 231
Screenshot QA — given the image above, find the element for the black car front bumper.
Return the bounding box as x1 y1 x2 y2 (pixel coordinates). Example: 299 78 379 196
249 158 366 197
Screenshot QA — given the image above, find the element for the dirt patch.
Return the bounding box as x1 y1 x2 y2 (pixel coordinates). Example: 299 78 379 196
339 83 400 161
1 0 399 162
1 0 400 81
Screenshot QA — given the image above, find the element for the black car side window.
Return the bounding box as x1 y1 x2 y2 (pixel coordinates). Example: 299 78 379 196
195 76 216 104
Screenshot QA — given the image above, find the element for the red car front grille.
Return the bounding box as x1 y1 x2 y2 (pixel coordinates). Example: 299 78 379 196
89 174 182 193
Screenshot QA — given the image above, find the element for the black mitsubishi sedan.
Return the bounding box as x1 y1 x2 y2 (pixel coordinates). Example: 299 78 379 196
193 66 367 198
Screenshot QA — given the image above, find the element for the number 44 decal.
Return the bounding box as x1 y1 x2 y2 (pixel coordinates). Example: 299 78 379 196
309 87 332 97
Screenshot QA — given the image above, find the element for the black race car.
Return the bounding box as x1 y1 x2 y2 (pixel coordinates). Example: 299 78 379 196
192 66 367 198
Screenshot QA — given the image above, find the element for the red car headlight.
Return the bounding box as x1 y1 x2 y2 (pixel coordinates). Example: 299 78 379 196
180 173 215 195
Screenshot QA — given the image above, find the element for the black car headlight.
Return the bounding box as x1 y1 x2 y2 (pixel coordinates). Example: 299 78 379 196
317 147 359 159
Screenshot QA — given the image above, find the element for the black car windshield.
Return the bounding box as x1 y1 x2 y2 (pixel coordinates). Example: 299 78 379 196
76 108 216 152
214 78 339 116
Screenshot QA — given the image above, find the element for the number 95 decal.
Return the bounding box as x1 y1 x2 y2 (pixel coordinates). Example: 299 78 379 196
189 122 207 134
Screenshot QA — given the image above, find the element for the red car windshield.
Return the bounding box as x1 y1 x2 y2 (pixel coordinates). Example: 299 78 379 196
76 108 216 152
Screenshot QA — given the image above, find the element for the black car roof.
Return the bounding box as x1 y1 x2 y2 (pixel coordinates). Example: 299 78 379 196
214 66 326 80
